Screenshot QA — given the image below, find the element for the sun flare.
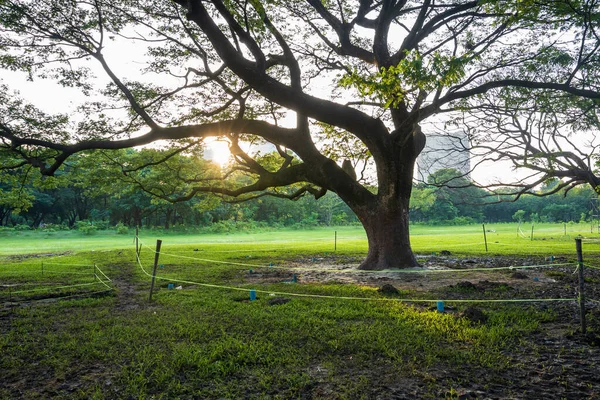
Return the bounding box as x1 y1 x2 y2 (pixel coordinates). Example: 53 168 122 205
205 139 230 167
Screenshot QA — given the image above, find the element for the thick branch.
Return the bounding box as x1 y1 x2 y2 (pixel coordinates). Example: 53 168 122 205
422 80 600 119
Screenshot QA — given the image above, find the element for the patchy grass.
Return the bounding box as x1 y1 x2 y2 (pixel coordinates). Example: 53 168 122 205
1 225 600 398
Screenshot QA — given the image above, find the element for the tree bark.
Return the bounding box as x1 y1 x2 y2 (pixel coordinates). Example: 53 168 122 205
341 129 423 270
355 196 418 270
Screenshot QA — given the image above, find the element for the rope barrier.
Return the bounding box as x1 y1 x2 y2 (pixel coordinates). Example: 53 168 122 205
0 269 93 276
144 250 273 269
6 281 103 295
41 262 96 267
419 241 487 248
4 289 114 304
136 253 576 305
492 242 572 249
167 244 324 254
0 282 83 287
584 264 600 271
95 274 113 291
138 243 576 274
94 265 112 282
0 261 114 301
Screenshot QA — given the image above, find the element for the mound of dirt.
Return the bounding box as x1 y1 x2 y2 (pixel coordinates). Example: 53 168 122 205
268 297 290 306
459 306 488 324
377 284 399 295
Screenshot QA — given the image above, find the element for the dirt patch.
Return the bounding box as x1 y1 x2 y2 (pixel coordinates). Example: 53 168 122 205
110 262 148 311
3 251 73 261
249 255 600 303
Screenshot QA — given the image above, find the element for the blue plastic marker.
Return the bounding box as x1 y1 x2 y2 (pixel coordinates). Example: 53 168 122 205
292 274 297 283
437 301 445 312
250 290 257 301
168 283 174 290
159 264 164 269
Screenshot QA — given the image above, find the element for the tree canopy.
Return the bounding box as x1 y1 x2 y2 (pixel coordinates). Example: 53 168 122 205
1 0 600 269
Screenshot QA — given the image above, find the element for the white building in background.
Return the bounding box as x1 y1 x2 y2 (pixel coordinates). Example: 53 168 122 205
416 130 471 182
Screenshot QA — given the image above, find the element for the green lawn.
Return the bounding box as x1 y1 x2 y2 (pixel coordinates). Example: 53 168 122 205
2 222 599 256
1 224 599 399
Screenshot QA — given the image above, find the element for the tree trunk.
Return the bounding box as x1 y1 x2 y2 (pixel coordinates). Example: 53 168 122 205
164 208 172 230
338 129 423 270
355 197 418 270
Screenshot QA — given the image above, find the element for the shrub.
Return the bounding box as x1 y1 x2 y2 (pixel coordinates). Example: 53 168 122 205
39 223 70 231
115 223 129 235
79 225 98 235
450 216 476 225
94 221 110 230
75 220 98 235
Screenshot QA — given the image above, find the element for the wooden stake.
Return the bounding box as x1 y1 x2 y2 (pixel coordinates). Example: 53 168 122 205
575 238 586 334
334 231 337 252
482 224 488 252
135 226 139 259
148 239 162 302
531 224 534 241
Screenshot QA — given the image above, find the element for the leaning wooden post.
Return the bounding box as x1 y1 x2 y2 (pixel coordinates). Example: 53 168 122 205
575 238 586 334
482 224 488 252
148 239 162 302
135 226 140 261
334 231 337 252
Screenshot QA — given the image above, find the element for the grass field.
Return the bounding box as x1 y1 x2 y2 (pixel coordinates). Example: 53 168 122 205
1 223 600 399
2 222 600 256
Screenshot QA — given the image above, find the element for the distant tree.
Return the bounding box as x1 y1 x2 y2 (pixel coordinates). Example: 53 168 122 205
512 210 526 223
409 185 436 222
427 168 486 223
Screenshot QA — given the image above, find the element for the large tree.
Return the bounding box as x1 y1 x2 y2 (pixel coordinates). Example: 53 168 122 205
1 0 599 269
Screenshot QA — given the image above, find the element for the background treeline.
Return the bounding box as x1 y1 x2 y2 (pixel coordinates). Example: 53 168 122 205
410 169 597 225
1 149 597 232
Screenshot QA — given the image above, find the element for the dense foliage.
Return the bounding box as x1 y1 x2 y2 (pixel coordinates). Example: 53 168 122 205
2 156 596 231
